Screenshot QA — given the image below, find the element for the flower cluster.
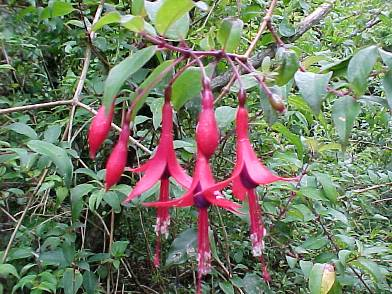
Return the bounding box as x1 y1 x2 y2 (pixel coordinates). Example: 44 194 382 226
87 59 298 293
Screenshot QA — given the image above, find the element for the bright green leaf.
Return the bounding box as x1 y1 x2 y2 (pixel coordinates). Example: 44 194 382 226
155 0 194 35
103 46 157 109
172 67 201 110
314 173 338 203
51 1 74 18
92 11 121 31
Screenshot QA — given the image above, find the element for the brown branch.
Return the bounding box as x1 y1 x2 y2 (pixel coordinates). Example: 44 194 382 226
0 100 72 115
211 1 335 90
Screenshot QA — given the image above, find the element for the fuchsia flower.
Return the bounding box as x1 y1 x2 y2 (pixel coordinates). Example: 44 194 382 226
123 88 192 266
88 104 114 159
144 79 240 293
200 91 299 280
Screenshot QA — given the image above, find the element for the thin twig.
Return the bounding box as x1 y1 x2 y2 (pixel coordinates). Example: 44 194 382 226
0 100 72 115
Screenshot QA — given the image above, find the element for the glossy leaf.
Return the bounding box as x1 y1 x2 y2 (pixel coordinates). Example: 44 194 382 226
217 17 243 53
294 71 332 114
27 140 73 186
103 46 157 109
172 67 201 110
314 172 338 203
51 1 74 18
166 228 197 266
0 264 19 278
347 46 378 96
378 48 392 68
331 96 361 147
92 11 121 31
309 263 336 294
70 184 95 221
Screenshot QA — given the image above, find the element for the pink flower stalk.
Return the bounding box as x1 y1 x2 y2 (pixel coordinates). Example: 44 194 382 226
199 95 298 280
123 91 192 266
105 121 130 191
88 104 114 159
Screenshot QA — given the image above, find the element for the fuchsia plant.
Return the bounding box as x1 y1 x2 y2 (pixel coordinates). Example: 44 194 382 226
87 29 301 294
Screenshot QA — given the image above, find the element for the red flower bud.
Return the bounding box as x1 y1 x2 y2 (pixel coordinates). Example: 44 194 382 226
196 86 219 158
105 123 129 191
88 104 114 159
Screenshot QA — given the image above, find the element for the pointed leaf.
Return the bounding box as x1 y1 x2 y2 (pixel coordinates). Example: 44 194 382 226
347 46 378 96
92 11 121 31
172 67 202 110
155 0 194 35
331 96 361 147
6 122 38 139
27 140 73 186
103 46 157 109
378 48 392 68
51 1 74 17
294 71 332 114
120 15 145 32
63 268 83 294
0 264 19 279
166 228 197 266
217 17 243 53
351 258 385 283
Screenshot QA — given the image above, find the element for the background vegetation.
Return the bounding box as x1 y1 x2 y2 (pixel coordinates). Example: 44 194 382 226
0 0 391 293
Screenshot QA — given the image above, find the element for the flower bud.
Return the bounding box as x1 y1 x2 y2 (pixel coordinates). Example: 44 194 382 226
105 123 129 190
88 104 114 159
269 93 285 113
196 86 219 158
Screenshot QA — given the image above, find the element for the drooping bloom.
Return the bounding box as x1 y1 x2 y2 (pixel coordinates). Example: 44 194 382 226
105 121 130 191
123 89 192 267
144 79 240 293
200 93 298 280
88 104 114 159
144 154 241 292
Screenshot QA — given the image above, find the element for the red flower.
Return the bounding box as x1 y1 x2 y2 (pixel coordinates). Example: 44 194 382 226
123 99 192 266
88 104 114 159
200 104 298 281
144 153 240 293
105 121 129 191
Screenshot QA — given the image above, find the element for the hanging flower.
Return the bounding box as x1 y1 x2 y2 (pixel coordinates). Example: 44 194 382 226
144 153 240 293
88 104 114 159
123 92 192 267
199 100 298 281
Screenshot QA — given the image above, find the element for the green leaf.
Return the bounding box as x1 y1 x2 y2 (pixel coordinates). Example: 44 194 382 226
0 264 19 279
272 123 304 159
111 241 129 257
44 125 61 143
51 1 74 18
331 96 361 147
103 46 157 110
120 15 145 32
92 11 121 31
242 273 269 294
351 258 385 283
347 46 378 96
301 236 328 250
309 263 336 294
215 106 236 129
279 18 295 37
103 191 122 212
132 0 145 15
172 67 201 110
382 69 392 110
0 64 15 70
286 256 298 269
276 50 300 86
294 71 332 114
6 122 38 139
27 140 73 186
219 281 235 294
378 48 392 68
300 260 314 279
217 17 243 53
63 268 83 294
166 228 197 266
155 0 194 35
314 173 338 203
70 184 95 221
82 271 97 294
